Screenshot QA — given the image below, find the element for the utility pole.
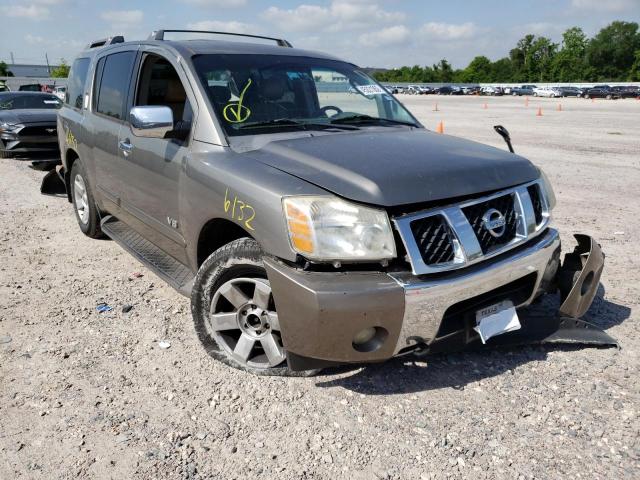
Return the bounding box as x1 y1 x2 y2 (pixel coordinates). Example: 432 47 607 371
10 52 15 64
45 53 51 75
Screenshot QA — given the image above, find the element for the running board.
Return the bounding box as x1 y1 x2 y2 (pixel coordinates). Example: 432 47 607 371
101 215 194 297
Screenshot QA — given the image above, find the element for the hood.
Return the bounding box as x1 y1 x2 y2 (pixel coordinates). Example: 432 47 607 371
0 109 58 125
248 128 540 206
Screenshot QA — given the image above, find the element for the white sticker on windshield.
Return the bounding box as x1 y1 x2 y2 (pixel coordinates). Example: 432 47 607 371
356 84 387 96
43 100 59 104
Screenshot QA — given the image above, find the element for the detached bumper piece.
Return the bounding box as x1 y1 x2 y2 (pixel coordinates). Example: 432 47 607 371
40 166 67 196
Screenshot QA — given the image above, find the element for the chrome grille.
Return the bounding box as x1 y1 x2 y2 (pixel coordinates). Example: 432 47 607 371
462 193 518 254
527 184 543 225
393 180 551 275
410 215 455 265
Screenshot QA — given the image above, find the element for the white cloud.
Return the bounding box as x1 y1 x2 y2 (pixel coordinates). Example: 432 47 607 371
100 10 144 25
182 0 247 6
6 5 50 19
570 0 636 12
358 25 410 47
262 1 405 32
186 20 253 34
420 22 478 40
25 34 45 44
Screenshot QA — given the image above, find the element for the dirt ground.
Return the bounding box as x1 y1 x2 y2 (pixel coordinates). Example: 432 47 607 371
1 95 639 479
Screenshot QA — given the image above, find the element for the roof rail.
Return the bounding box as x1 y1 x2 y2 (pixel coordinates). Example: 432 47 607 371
147 29 293 48
87 36 125 49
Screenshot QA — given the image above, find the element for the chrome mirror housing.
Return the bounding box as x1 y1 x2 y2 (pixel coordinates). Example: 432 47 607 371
130 106 173 138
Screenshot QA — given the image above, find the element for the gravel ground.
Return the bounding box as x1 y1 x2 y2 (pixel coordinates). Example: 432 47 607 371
1 95 639 479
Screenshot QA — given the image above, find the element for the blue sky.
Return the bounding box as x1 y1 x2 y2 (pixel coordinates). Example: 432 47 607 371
1 0 639 68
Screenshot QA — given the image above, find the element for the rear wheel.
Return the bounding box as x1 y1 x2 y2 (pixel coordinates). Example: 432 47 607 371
70 160 102 238
0 150 12 159
191 238 318 376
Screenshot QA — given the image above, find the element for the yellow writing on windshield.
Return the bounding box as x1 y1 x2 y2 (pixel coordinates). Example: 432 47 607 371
223 79 252 123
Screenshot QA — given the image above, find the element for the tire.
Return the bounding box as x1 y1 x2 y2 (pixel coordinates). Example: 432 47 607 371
606 94 612 100
191 238 319 377
70 160 103 238
0 149 12 159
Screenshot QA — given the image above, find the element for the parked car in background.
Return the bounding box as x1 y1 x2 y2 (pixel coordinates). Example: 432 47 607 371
0 92 62 159
53 86 67 101
533 86 561 97
480 86 503 96
510 85 536 96
435 86 463 95
0 81 9 92
462 86 480 95
18 84 42 92
557 86 583 97
611 86 639 98
582 86 619 99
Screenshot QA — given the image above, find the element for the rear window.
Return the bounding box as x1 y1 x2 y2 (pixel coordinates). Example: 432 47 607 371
66 58 90 109
94 51 136 120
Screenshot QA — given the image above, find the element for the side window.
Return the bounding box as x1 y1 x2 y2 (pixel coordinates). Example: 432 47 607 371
66 58 90 109
95 51 136 120
135 54 192 140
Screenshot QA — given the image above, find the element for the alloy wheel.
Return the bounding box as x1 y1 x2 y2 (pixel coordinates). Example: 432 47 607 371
73 174 90 225
208 277 285 369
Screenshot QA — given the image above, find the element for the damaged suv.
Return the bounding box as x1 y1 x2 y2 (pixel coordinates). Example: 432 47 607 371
54 30 607 375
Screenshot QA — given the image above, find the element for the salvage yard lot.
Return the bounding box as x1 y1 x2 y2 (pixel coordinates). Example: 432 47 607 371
1 95 639 479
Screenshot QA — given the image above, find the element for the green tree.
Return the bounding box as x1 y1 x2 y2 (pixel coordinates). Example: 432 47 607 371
490 58 515 82
50 59 70 78
551 27 588 82
433 59 454 82
0 61 11 76
585 21 640 81
457 56 492 83
629 50 640 81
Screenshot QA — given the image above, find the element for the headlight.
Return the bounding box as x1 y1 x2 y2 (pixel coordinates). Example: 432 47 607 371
0 123 19 133
283 196 396 262
539 169 557 210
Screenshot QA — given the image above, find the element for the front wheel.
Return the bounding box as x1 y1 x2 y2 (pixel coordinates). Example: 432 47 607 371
191 238 318 376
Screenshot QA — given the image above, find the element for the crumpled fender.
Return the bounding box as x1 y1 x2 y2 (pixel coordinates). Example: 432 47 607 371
558 234 605 318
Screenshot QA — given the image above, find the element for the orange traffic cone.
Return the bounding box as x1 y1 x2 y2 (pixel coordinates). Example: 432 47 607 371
557 103 562 111
536 107 543 116
433 103 439 112
436 121 444 134
483 103 488 109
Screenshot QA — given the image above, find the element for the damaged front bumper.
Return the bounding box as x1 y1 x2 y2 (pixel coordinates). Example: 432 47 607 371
265 229 613 372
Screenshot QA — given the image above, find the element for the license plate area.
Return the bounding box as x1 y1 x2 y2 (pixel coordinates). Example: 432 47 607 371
474 300 521 343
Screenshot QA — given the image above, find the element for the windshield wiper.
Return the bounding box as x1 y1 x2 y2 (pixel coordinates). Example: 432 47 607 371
238 118 358 131
330 114 418 128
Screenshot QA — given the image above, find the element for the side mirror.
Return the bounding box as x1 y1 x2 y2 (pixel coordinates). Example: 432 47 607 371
130 106 173 138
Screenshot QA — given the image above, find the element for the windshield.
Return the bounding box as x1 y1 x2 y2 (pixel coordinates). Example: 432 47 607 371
0 94 62 110
192 54 419 136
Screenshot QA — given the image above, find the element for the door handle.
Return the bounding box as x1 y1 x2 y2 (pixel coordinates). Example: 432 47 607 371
118 139 133 156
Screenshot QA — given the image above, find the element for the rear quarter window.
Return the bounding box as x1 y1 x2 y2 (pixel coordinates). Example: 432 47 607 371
66 58 90 109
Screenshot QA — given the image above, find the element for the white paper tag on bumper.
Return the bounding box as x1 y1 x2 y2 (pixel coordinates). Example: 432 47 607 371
474 300 521 344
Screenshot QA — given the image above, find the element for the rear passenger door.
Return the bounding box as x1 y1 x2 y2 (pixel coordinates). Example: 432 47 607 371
90 49 138 212
117 51 195 263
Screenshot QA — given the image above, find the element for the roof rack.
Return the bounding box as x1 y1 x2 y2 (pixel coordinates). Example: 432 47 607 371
87 36 125 49
147 29 293 48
